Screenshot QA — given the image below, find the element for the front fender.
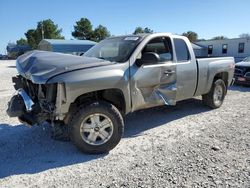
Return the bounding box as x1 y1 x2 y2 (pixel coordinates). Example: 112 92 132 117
47 64 131 116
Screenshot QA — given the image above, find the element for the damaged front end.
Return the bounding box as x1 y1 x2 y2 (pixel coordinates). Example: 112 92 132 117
7 75 57 126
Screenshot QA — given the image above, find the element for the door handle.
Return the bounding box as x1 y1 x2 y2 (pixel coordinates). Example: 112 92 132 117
164 70 175 74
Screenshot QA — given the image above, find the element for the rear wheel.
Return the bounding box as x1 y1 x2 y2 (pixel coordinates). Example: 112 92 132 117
202 79 226 109
69 100 124 154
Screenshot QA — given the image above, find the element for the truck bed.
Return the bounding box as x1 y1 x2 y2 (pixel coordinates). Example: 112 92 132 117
195 57 235 96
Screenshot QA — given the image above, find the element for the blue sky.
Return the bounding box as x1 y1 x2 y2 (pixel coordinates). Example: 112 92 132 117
0 0 250 54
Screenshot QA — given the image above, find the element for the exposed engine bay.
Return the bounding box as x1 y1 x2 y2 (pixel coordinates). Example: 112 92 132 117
7 75 57 126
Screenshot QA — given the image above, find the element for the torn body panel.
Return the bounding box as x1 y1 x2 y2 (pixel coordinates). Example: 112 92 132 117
130 62 177 112
7 75 57 126
155 83 177 105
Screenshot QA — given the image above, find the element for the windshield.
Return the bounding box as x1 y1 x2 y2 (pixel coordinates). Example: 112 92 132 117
84 36 142 62
243 56 250 62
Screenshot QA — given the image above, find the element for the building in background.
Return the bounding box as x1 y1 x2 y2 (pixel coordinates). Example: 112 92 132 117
0 54 8 60
38 39 97 55
195 37 250 62
6 43 32 59
191 43 208 57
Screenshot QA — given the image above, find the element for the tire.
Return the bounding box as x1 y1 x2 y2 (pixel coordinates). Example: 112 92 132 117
69 100 124 154
202 79 227 109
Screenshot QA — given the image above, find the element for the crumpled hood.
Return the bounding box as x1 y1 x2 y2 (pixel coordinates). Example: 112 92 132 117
16 50 113 83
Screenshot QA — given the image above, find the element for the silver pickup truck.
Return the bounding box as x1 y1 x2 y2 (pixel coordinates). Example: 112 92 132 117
7 33 235 154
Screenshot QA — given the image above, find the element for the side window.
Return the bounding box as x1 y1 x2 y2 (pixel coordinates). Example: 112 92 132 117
141 37 173 62
174 38 190 62
208 45 213 55
238 43 244 53
222 44 228 54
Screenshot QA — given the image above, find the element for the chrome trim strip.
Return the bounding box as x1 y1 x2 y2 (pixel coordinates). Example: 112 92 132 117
234 68 243 74
244 72 250 77
18 89 34 112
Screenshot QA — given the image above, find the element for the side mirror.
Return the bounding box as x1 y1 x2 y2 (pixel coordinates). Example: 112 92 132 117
136 52 160 66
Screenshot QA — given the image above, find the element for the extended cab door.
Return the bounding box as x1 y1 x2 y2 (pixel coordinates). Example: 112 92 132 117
130 36 177 111
173 37 197 101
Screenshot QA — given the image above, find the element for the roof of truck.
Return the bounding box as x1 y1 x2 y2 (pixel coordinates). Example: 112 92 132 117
107 33 175 40
107 33 150 39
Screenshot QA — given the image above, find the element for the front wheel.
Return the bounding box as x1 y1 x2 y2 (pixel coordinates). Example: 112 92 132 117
69 101 124 154
202 79 226 109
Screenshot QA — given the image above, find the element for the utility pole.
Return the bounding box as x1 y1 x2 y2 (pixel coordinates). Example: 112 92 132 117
41 22 44 39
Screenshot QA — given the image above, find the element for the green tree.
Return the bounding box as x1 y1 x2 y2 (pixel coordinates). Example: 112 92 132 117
36 19 64 41
16 38 28 45
133 27 144 34
92 25 110 42
133 27 154 34
25 19 64 49
144 27 153 33
211 36 228 40
182 31 198 42
25 29 37 49
72 18 93 40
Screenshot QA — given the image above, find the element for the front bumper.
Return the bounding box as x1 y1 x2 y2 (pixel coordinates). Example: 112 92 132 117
7 89 45 125
7 75 59 126
7 90 38 125
17 89 34 111
234 76 250 85
7 89 34 117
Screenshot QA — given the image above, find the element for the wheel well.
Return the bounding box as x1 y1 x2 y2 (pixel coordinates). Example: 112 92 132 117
214 72 228 87
70 89 126 116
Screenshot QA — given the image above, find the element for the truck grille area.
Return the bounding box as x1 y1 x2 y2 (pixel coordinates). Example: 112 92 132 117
12 76 39 101
11 75 58 125
234 66 250 85
12 75 57 104
245 72 250 78
234 66 250 77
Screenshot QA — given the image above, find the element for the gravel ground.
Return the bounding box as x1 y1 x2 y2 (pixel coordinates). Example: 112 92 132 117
0 60 249 187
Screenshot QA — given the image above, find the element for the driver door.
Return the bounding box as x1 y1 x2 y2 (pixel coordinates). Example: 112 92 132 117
130 36 177 111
